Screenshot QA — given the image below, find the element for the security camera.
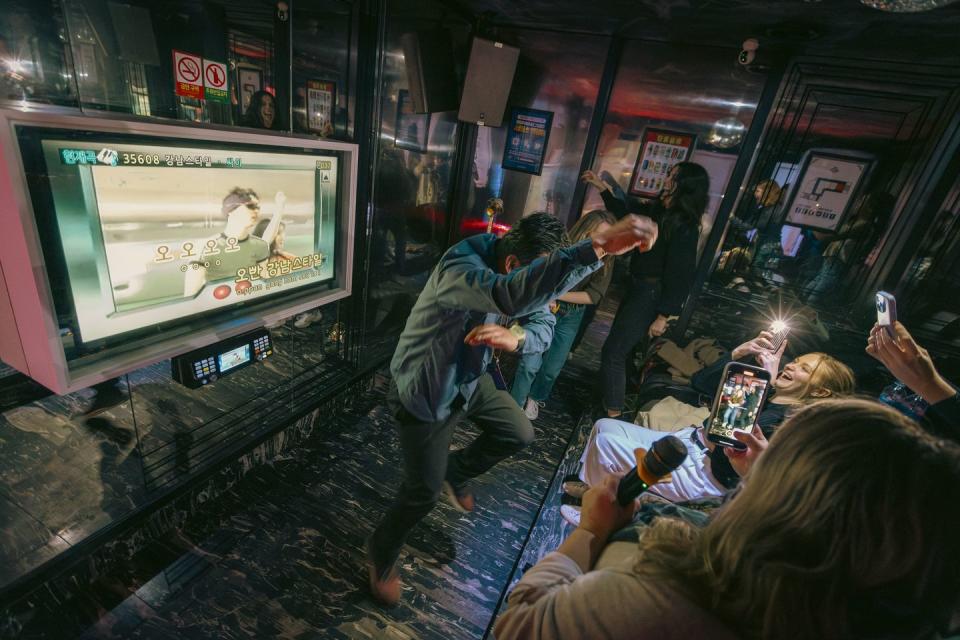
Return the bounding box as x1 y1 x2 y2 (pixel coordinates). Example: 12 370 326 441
738 38 759 66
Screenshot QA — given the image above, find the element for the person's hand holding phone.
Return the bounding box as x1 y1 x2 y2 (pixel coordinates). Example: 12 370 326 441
866 321 955 404
731 331 777 362
723 423 769 478
756 337 787 381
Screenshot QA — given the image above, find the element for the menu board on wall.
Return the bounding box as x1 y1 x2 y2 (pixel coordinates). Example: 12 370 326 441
782 149 874 232
306 80 336 134
629 128 697 197
501 107 554 175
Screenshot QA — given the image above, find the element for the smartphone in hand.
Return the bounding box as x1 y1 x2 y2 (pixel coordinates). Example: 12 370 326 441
876 291 897 337
706 362 773 451
769 320 790 353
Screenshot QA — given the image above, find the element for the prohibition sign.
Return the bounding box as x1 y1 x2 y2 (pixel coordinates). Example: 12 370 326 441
179 57 200 83
205 64 224 88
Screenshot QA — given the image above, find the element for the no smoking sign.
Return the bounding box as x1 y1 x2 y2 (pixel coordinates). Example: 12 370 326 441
173 50 204 99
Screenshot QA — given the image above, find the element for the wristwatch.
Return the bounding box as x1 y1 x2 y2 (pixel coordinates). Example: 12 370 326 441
509 323 526 352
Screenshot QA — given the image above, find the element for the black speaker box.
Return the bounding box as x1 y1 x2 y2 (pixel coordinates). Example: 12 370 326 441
401 30 459 114
458 37 519 128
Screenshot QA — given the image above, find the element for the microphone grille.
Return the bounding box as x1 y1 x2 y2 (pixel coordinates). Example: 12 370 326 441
646 435 688 477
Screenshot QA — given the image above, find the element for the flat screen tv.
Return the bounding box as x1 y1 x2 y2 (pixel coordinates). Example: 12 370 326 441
0 108 357 393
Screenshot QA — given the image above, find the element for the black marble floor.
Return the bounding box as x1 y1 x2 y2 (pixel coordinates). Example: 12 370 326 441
0 315 342 595
9 306 611 640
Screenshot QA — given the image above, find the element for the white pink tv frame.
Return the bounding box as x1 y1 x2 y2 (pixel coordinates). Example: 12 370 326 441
0 106 358 394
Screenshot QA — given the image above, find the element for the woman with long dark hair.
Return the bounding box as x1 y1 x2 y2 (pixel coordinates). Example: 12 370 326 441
242 90 282 130
598 162 709 418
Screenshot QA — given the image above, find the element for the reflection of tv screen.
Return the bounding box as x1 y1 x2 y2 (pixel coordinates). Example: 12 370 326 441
17 128 339 344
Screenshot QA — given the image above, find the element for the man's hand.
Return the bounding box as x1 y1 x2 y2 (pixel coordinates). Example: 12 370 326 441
867 321 955 404
732 330 776 361
648 314 669 338
592 214 658 258
578 476 635 541
723 423 768 478
464 324 519 351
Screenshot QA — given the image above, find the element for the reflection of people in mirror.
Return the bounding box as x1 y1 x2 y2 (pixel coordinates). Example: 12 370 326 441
183 188 285 297
242 90 282 131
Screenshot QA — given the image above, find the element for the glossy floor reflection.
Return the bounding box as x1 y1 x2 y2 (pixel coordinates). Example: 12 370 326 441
0 316 338 594
24 313 610 640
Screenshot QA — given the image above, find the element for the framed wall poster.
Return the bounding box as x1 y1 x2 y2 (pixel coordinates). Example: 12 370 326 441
629 128 697 197
306 80 336 135
237 67 263 113
501 107 554 175
782 149 875 232
394 89 430 152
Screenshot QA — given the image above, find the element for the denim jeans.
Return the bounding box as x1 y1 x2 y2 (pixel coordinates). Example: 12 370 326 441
510 303 587 406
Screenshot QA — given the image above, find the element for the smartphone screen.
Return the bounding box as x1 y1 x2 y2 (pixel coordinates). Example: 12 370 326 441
707 364 772 449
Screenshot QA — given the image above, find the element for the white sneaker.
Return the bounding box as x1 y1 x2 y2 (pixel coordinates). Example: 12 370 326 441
560 504 581 528
523 398 543 420
293 309 323 329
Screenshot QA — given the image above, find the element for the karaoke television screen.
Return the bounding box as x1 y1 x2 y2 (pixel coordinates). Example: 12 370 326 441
0 109 357 393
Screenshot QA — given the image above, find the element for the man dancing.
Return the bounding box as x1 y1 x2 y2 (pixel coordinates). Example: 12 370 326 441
366 211 658 605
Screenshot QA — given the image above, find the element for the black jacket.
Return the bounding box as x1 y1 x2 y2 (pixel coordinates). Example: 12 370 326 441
599 190 699 316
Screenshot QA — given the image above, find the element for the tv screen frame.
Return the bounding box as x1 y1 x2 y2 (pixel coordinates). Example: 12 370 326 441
0 106 358 394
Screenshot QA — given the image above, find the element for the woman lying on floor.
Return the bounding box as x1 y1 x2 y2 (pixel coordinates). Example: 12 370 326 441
568 331 855 516
495 399 960 640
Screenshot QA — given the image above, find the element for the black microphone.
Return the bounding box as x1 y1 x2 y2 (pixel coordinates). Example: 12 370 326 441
616 435 688 506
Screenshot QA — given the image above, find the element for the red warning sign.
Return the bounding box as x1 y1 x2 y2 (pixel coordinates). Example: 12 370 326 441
203 59 229 104
173 50 204 99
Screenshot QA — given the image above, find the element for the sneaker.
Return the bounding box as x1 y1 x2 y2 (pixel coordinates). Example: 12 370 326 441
293 309 323 329
560 504 581 528
442 481 475 513
365 539 401 606
562 478 589 499
523 398 544 420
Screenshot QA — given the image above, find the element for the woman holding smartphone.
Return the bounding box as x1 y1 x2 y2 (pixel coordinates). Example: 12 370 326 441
511 210 617 419
497 400 960 640
563 332 854 523
590 162 709 420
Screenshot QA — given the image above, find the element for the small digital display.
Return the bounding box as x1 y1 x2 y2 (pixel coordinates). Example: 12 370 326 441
217 344 251 373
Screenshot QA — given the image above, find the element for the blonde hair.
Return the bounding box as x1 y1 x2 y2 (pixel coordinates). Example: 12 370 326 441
569 209 617 244
635 399 960 639
754 179 782 207
794 352 856 400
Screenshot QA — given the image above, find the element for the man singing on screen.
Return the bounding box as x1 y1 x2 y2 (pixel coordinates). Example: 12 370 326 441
183 187 285 296
366 211 658 606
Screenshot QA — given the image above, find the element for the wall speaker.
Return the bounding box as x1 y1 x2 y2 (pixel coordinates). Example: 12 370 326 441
400 30 459 114
458 37 519 128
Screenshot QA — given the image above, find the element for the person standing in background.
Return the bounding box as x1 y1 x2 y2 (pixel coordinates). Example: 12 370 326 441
596 162 709 419
511 210 617 419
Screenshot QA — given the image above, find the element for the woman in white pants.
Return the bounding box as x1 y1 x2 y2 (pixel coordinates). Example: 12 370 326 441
572 333 855 511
